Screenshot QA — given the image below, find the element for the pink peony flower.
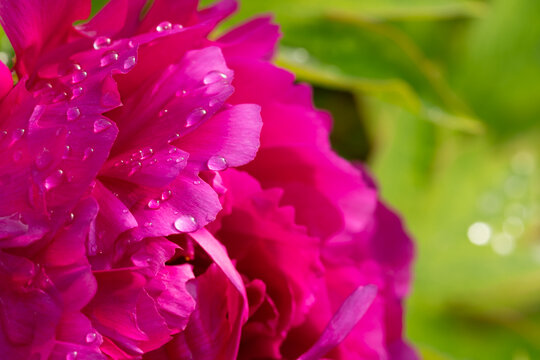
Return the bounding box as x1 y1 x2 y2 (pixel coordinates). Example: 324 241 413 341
0 0 416 359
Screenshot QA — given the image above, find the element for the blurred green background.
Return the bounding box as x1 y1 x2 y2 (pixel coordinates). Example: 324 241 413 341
4 0 540 358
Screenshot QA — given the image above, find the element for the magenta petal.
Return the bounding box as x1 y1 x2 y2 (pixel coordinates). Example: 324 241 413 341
0 0 91 75
138 0 198 33
218 17 280 60
0 251 62 359
111 46 234 153
176 104 262 170
79 0 147 38
0 60 12 99
168 263 244 360
298 285 378 360
102 145 189 188
189 228 248 359
151 265 196 331
124 172 222 239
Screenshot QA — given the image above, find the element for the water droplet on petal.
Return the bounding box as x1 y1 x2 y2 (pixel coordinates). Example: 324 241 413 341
128 162 142 176
93 118 112 133
147 199 161 209
9 129 25 147
156 21 172 32
207 156 227 171
100 51 119 67
193 180 201 185
53 91 68 103
203 71 228 85
161 190 172 201
35 148 52 169
66 107 80 121
174 215 198 232
159 109 168 117
69 213 75 222
93 36 111 50
66 350 78 360
85 332 97 343
128 40 137 48
82 147 94 160
167 133 180 143
62 146 71 159
175 89 187 97
123 56 136 71
185 108 207 127
71 70 87 84
44 169 64 190
140 147 154 160
144 222 152 227
173 24 184 30
208 98 220 108
71 86 83 99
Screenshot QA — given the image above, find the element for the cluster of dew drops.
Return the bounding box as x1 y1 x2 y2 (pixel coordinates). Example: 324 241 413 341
99 21 229 235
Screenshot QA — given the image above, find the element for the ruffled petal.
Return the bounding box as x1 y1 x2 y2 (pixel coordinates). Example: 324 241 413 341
176 104 262 170
217 17 280 61
297 285 377 360
0 0 91 75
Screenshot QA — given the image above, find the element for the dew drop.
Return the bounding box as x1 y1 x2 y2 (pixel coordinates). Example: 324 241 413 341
128 162 142 176
123 56 136 71
128 40 137 48
147 199 161 209
85 332 97 343
159 109 168 117
207 156 227 171
139 147 154 160
71 70 87 84
173 24 184 30
66 107 80 121
71 86 83 99
193 180 201 185
203 71 227 85
9 129 25 147
66 351 77 360
100 51 119 67
35 148 52 169
156 21 172 32
174 215 198 232
93 36 111 50
62 146 71 159
185 108 207 127
69 213 75 222
167 133 180 143
161 190 172 201
175 89 187 97
93 118 112 133
82 147 94 160
208 98 219 108
144 222 153 227
53 91 68 103
44 169 64 190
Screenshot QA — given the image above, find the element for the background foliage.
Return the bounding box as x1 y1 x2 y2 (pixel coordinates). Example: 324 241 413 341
4 0 540 358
